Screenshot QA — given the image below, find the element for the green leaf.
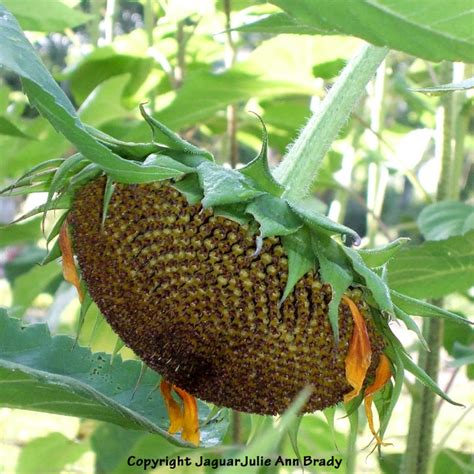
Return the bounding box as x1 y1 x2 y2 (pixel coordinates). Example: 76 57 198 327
391 290 472 326
246 194 302 238
0 217 42 247
172 174 203 205
379 453 403 474
101 176 116 228
434 449 474 474
271 0 474 63
343 247 393 313
313 235 352 342
388 332 462 406
281 228 315 303
12 263 62 316
443 317 473 355
289 200 360 243
357 238 410 268
217 387 313 474
4 246 46 284
16 432 89 474
0 311 228 447
235 12 328 35
417 200 474 241
197 161 264 208
387 231 474 299
448 342 474 368
239 115 285 197
412 77 474 95
393 305 429 351
0 116 33 139
1 0 92 32
0 9 183 183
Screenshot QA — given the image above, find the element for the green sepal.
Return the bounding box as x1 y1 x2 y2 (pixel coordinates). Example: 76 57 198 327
357 238 410 268
343 247 393 313
239 114 285 197
10 195 72 225
213 204 252 227
111 336 126 365
68 163 103 190
0 158 64 195
84 124 162 160
140 104 213 160
313 234 352 343
46 210 69 246
384 328 463 406
378 345 404 439
281 227 315 304
75 290 92 346
390 290 473 325
101 176 116 229
393 305 429 351
287 415 303 468
142 154 195 175
172 174 203 205
197 161 264 208
289 200 361 244
41 239 61 265
246 194 302 238
322 406 339 451
44 153 87 226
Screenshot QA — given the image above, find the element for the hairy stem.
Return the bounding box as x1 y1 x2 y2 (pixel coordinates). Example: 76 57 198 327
401 62 454 474
274 45 388 201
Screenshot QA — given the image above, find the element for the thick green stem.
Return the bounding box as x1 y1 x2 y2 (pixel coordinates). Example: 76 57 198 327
401 62 454 474
274 45 388 201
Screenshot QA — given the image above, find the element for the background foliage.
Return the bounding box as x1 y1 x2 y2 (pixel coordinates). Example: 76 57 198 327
0 1 473 473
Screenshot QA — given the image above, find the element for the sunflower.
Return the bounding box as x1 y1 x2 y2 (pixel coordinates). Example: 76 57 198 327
3 106 468 447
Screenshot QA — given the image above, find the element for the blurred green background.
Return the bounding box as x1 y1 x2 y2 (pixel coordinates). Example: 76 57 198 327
0 1 473 473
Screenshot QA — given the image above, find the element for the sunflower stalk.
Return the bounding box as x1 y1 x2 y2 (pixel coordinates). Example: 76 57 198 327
275 44 388 201
401 61 455 474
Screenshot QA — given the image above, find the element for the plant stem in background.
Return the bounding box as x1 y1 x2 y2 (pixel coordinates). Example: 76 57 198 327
144 0 156 112
449 63 468 200
88 0 102 47
401 62 455 474
175 21 186 87
274 45 388 201
346 409 359 474
104 0 117 45
224 0 238 168
366 60 388 246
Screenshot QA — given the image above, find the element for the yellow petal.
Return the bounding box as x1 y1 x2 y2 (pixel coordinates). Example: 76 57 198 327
160 380 184 434
364 354 392 446
59 221 84 303
174 385 200 446
342 295 372 403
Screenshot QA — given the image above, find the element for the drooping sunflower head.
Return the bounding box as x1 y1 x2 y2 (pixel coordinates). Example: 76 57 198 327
3 107 467 447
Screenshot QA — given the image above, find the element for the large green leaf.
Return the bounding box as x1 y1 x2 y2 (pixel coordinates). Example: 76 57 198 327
270 0 474 63
0 216 42 247
16 433 89 474
417 200 474 241
387 231 474 299
0 311 228 447
1 0 92 32
0 6 181 183
0 116 33 139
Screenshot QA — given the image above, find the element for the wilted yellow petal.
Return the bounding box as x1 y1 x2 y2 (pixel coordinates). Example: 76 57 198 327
364 354 392 446
160 380 184 434
174 385 200 446
59 221 84 303
342 295 372 403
